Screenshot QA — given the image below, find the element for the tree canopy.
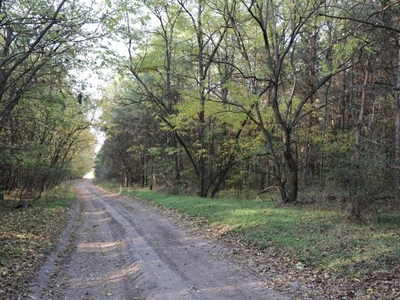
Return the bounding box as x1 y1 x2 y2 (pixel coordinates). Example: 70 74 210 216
2 0 400 217
94 0 400 218
0 0 105 200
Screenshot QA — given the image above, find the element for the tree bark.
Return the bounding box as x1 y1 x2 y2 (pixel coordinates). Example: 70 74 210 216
283 128 298 203
395 40 400 206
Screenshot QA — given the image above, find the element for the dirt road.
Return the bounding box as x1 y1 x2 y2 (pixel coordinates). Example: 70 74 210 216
28 180 290 300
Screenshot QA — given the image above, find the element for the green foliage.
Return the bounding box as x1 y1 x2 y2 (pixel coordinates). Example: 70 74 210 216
167 100 201 130
97 0 400 207
0 0 101 198
70 136 96 178
35 183 76 209
0 73 96 197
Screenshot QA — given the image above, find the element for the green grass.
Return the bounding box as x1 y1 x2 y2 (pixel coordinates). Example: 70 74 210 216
103 184 400 277
35 184 76 209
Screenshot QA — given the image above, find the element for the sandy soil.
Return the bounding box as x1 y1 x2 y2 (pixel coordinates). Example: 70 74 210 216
27 180 291 300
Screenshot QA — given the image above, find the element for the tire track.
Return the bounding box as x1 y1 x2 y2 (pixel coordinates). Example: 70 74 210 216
28 180 290 300
28 181 144 300
86 183 291 300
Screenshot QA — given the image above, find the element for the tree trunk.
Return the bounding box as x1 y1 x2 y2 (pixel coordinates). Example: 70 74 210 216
302 28 317 187
395 42 400 206
349 59 370 219
196 0 207 198
197 109 207 197
282 128 298 203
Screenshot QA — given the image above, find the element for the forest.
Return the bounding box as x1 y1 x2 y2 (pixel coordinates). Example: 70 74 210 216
0 0 101 202
1 0 400 221
94 0 400 220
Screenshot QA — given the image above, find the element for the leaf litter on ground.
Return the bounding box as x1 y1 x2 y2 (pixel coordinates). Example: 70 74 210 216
0 184 75 300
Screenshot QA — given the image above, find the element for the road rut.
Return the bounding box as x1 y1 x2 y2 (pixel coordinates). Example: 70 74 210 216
28 180 290 300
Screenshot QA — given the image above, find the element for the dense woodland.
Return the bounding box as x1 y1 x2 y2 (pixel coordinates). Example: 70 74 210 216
94 0 400 219
0 0 102 201
1 0 400 219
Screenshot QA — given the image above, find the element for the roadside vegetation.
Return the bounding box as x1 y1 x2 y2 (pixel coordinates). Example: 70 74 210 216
0 183 76 300
97 181 400 299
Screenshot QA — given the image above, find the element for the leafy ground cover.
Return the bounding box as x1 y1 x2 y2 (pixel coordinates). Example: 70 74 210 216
0 184 76 300
100 183 400 299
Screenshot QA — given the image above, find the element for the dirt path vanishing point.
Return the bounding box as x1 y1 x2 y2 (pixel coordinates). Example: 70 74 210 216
27 180 291 300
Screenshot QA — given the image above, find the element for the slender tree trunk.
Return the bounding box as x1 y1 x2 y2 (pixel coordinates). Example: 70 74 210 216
302 28 317 187
354 63 369 166
164 17 182 187
302 117 312 186
270 83 299 203
174 138 181 185
350 59 370 219
395 41 400 206
197 0 207 197
340 71 348 131
198 102 206 197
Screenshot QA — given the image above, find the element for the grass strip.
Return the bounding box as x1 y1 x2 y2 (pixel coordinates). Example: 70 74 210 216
98 184 400 278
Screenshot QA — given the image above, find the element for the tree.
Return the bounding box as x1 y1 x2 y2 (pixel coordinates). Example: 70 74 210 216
217 0 353 203
0 0 103 123
0 75 96 199
103 0 244 197
321 0 400 215
97 77 163 187
0 0 103 199
97 0 400 212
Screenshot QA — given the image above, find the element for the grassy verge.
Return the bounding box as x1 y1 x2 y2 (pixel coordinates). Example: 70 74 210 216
0 183 76 299
97 182 400 279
